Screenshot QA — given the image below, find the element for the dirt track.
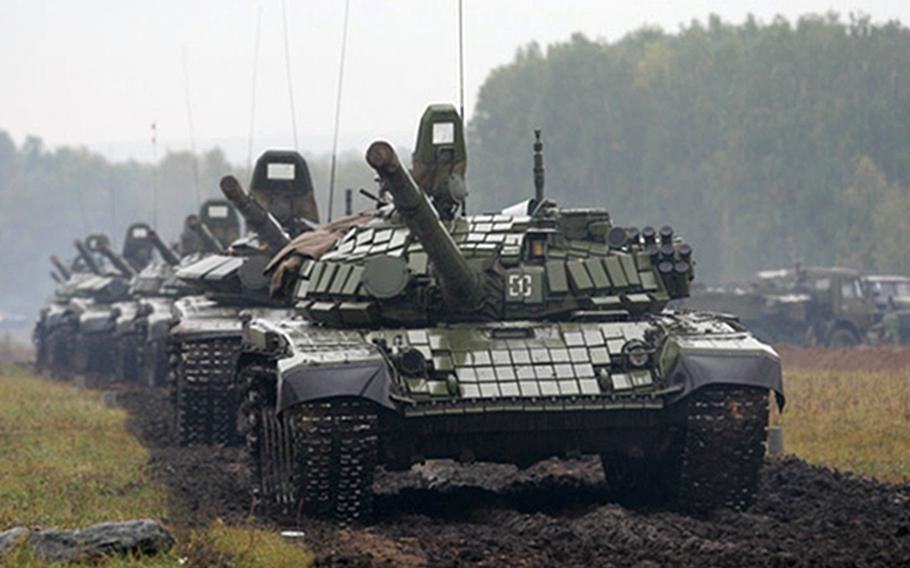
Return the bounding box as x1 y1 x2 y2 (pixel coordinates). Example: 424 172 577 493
118 385 910 567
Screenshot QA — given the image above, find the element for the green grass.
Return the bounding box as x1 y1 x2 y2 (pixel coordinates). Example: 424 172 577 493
0 369 311 567
773 369 910 483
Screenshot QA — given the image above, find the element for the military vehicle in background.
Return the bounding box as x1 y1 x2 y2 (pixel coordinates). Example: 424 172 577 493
168 150 319 446
110 223 184 383
34 252 99 373
70 231 158 375
684 266 876 347
132 200 241 387
862 274 910 344
235 105 783 524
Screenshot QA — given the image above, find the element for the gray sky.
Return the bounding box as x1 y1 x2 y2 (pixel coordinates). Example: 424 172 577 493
1 0 906 163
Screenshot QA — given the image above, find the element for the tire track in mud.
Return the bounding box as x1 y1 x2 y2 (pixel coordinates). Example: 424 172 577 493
118 387 910 567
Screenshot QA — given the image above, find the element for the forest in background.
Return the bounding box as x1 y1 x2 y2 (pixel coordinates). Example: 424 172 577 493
0 132 374 318
468 13 910 283
4 12 910 319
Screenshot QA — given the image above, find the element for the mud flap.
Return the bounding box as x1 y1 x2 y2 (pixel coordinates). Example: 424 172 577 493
667 350 784 410
276 358 396 414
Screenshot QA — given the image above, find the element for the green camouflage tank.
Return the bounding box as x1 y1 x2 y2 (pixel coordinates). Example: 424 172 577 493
167 151 318 446
237 105 784 523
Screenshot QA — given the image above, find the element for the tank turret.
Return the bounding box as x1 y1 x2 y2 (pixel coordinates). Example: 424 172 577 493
73 239 101 275
220 175 291 255
122 223 156 271
50 255 72 280
199 199 241 247
89 237 136 278
366 141 484 309
146 228 180 266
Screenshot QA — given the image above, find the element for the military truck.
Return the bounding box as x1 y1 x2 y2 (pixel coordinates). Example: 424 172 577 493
168 151 319 446
862 274 910 344
684 265 876 347
234 105 783 523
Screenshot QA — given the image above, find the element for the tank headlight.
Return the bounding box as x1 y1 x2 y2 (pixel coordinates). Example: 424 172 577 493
622 340 651 369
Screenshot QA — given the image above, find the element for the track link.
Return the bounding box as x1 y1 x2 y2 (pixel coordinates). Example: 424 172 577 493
240 361 378 525
291 400 379 525
170 337 243 446
678 386 769 513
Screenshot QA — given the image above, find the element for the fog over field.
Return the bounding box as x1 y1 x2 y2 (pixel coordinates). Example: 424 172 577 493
2 0 910 319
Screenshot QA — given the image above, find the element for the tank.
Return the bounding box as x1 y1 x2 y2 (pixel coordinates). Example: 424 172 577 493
236 105 785 524
682 265 877 347
110 222 187 384
167 151 318 446
71 230 159 375
34 252 102 376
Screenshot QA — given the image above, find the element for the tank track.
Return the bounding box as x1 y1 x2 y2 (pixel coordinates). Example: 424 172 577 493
48 322 77 376
240 361 378 525
114 332 141 383
678 385 769 513
240 362 297 506
170 337 243 446
291 400 379 524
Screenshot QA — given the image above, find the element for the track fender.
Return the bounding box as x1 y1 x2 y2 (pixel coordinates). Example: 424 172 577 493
663 335 785 410
276 356 396 414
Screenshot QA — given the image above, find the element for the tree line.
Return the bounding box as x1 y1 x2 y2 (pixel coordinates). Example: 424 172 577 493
0 132 373 318
466 13 910 283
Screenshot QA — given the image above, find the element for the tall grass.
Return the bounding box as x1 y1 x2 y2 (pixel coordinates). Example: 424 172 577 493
773 370 910 483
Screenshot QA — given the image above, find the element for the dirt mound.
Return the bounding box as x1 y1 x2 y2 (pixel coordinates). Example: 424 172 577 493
776 344 910 373
118 386 910 566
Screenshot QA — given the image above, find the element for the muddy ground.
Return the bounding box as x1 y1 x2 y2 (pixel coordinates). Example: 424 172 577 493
115 367 910 568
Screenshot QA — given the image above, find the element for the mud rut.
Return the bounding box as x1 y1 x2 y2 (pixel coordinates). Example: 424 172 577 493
117 387 910 567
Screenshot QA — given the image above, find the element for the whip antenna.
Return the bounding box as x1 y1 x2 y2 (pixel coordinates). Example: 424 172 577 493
327 0 351 222
457 0 467 215
181 47 202 208
247 5 263 172
281 0 299 150
150 122 159 228
458 0 465 122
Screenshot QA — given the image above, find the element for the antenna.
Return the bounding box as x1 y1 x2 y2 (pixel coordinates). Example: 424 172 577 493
533 129 544 203
458 0 465 122
457 0 467 216
327 0 351 222
151 122 159 228
281 0 299 149
247 5 263 172
181 47 202 208
111 185 117 243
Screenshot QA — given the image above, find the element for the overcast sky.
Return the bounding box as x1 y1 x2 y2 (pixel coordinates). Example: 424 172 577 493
1 0 906 164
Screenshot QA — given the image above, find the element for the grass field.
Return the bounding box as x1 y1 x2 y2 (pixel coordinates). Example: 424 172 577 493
774 369 910 483
0 366 312 567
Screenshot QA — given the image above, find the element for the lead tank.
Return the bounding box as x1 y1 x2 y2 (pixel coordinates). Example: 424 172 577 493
237 105 784 523
168 151 318 446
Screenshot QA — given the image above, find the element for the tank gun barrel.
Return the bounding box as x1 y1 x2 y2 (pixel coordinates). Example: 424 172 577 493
91 240 136 278
50 255 71 280
73 239 102 275
187 216 225 253
366 141 484 308
147 228 181 266
219 175 291 254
